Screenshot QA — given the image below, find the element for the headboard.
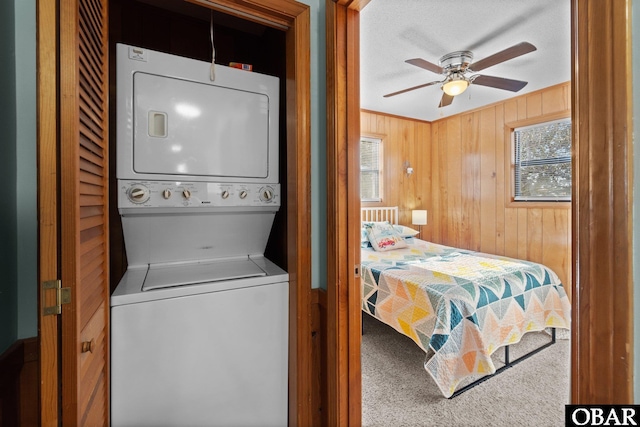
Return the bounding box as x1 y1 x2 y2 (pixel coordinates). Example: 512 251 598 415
361 206 399 225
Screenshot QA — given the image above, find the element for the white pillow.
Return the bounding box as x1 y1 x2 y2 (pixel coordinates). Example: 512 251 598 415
393 225 419 238
361 221 388 247
363 222 407 252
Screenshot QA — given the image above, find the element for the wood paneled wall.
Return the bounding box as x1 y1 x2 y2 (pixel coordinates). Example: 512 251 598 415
361 82 572 299
431 82 572 298
0 338 39 426
360 111 433 242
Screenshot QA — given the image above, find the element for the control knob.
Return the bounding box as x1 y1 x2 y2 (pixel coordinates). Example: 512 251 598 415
221 190 230 199
182 189 192 200
162 189 171 199
260 187 274 202
127 185 150 204
239 190 248 199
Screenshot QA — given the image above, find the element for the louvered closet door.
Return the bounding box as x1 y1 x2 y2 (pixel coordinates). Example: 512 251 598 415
59 0 110 424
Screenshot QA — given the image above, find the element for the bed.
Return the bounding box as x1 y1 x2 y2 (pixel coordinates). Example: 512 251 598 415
360 206 571 398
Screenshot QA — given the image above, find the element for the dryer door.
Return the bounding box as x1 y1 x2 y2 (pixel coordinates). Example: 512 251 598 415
132 72 271 179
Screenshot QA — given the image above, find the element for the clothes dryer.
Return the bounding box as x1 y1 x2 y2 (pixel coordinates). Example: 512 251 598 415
110 44 288 426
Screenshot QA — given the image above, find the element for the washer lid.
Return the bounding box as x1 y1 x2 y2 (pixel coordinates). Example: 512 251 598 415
142 257 266 291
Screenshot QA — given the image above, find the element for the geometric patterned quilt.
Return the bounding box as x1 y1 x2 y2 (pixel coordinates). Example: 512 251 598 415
361 239 571 398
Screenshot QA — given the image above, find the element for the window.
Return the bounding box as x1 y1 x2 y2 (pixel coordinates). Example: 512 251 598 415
360 136 382 201
513 118 571 201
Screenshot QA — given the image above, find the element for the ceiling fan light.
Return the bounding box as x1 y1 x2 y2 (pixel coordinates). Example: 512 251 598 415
442 78 469 96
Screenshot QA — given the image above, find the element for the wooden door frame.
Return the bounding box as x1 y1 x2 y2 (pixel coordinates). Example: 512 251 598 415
37 0 60 424
38 0 313 425
325 1 363 425
571 0 633 402
325 0 634 424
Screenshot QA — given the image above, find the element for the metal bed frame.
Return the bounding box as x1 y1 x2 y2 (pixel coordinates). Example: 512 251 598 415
448 328 556 398
360 206 559 398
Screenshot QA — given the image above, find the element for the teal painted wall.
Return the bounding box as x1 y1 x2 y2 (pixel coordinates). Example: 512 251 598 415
15 0 38 340
0 0 38 355
0 0 18 355
298 0 327 290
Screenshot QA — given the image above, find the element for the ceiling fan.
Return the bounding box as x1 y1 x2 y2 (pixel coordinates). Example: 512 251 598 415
383 42 537 108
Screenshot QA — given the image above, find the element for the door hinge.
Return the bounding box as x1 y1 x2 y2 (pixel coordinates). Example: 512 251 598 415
354 264 361 278
42 280 71 316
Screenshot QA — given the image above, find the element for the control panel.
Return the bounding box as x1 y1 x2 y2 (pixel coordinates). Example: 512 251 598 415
118 180 280 208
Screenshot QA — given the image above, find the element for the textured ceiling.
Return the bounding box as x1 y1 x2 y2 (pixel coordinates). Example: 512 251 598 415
360 0 571 122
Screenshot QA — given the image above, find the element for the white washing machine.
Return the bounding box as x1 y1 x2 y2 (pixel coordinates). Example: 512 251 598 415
110 44 288 427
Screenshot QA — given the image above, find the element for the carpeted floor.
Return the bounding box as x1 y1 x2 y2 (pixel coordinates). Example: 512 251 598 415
361 314 570 427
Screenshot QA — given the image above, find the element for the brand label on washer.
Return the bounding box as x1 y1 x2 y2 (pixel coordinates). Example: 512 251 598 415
128 47 147 62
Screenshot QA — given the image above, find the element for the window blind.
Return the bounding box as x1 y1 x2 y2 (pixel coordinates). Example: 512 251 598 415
514 119 571 201
360 137 381 201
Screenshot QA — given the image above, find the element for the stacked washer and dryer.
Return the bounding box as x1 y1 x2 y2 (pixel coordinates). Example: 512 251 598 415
110 44 288 426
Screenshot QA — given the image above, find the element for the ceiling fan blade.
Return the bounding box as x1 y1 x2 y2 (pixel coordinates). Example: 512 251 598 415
468 42 536 72
472 74 528 92
383 80 440 98
438 93 454 108
405 58 443 74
